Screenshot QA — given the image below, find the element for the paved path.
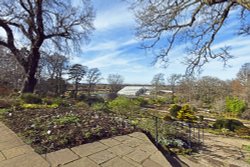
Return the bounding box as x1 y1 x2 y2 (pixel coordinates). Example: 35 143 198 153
0 122 171 167
177 133 250 167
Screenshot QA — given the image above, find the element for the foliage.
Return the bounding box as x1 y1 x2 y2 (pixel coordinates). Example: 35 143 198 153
21 103 59 109
91 102 109 112
148 97 167 106
135 97 149 107
213 119 245 131
177 104 196 122
108 96 140 115
52 114 80 125
0 108 11 115
75 101 89 109
20 93 42 104
225 96 247 114
235 127 250 136
68 64 88 98
1 107 136 154
52 98 71 107
169 104 182 118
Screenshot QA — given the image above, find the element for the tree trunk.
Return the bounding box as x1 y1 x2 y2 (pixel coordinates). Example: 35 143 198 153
20 51 40 93
21 75 37 93
75 81 78 99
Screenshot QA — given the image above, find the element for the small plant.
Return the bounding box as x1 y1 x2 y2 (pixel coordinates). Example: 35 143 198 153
91 102 108 112
21 103 58 109
52 114 80 125
20 93 42 104
213 118 245 131
75 101 89 109
169 104 182 118
177 104 196 122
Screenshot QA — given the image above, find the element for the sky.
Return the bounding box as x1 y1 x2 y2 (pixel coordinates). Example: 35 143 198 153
0 0 249 84
69 0 250 84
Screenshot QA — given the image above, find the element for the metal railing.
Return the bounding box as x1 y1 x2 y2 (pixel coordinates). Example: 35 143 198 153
151 116 205 149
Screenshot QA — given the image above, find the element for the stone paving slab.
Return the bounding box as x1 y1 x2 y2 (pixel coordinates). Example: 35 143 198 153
71 141 108 157
100 138 121 147
0 138 25 151
142 159 163 167
101 157 135 167
0 152 5 162
107 143 135 156
44 148 79 167
2 145 33 159
125 149 151 163
0 121 172 167
0 152 50 167
88 150 116 164
63 157 100 167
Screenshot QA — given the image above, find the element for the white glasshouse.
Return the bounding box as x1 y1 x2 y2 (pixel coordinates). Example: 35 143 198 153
117 86 154 96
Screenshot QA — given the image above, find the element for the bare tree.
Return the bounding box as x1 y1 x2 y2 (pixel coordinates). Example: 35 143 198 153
86 68 102 96
196 76 230 104
237 63 250 102
68 64 88 98
167 74 182 102
40 53 69 95
0 46 24 89
131 0 250 74
107 74 124 93
151 73 165 95
0 0 94 93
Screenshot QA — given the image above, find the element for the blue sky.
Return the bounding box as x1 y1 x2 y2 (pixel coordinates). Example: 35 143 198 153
70 0 250 84
1 0 248 84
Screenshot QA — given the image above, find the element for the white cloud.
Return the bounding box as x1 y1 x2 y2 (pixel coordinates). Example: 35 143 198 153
212 37 250 51
83 38 139 52
94 2 135 31
71 50 143 69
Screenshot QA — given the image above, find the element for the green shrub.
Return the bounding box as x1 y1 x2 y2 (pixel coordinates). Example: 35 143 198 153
108 96 140 115
213 119 245 131
225 96 247 114
177 104 196 122
20 93 42 104
148 97 167 106
52 98 71 107
91 102 108 112
135 97 148 107
169 104 182 118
